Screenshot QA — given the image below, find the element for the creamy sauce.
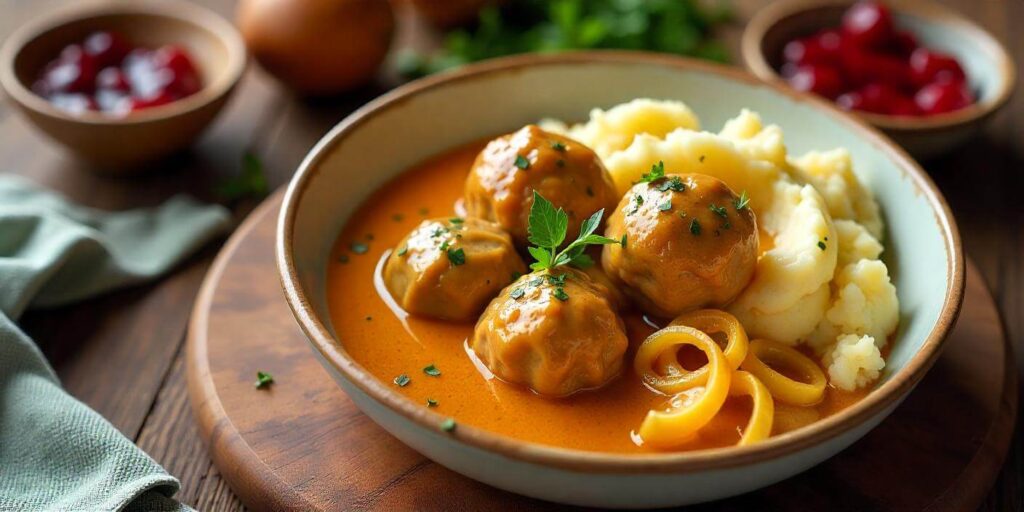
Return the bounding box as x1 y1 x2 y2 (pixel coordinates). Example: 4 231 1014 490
326 141 867 454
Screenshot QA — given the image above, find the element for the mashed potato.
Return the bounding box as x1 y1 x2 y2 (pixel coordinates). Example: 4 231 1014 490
545 99 899 391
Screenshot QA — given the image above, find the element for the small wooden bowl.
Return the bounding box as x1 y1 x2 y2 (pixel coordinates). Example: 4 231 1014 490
742 0 1016 160
0 0 246 172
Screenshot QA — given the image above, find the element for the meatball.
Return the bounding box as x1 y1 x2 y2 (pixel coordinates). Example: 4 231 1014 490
602 173 758 318
384 217 526 321
471 268 628 396
464 125 619 247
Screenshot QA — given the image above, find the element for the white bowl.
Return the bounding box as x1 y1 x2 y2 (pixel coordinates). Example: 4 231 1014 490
277 51 964 508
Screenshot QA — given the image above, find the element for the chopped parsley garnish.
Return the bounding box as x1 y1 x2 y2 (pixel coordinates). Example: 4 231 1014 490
418 207 429 216
439 240 450 251
254 371 274 389
734 190 750 211
620 234 627 248
514 154 530 169
431 227 447 238
426 398 439 407
366 234 375 241
338 255 350 264
423 364 441 377
638 161 666 183
525 191 621 271
510 288 526 300
699 155 706 163
441 418 457 432
447 247 466 265
397 247 408 257
655 176 685 192
392 213 404 222
709 203 728 219
394 374 411 387
551 141 567 152
350 242 369 254
365 316 372 321
556 159 566 168
818 241 827 251
658 199 673 212
553 287 570 301
630 193 645 215
690 218 702 236
449 217 464 224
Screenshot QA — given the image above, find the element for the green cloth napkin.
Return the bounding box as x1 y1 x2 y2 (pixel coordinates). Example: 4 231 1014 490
0 176 231 511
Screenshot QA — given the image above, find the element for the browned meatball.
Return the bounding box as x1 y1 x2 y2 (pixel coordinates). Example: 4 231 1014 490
464 125 618 248
471 268 628 396
602 173 758 318
384 217 526 321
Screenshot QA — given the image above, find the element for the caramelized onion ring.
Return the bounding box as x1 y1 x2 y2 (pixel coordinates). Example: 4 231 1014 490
729 371 774 446
740 339 826 406
667 309 749 370
636 326 731 447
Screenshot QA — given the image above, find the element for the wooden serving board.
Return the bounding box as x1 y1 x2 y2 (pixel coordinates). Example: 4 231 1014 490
186 190 1017 512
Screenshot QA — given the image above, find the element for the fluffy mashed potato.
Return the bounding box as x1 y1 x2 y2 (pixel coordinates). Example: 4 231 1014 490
545 99 899 391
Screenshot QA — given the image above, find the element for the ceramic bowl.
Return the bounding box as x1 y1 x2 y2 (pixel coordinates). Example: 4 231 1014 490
741 0 1015 160
0 0 246 172
277 51 964 508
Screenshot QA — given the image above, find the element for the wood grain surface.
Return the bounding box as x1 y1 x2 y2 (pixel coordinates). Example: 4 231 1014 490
1 0 1021 510
187 191 1016 512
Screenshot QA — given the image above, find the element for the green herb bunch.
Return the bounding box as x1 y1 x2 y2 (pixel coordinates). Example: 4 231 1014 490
398 0 732 77
526 191 622 272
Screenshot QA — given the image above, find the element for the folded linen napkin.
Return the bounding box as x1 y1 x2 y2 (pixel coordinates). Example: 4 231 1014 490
0 176 230 511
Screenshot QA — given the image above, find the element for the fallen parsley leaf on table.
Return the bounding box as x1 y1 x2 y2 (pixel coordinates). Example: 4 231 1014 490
217 152 270 202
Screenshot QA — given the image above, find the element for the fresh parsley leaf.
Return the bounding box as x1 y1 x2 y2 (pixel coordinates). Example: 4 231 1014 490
690 218 702 236
709 203 728 219
514 154 530 169
394 374 411 387
639 161 666 183
447 247 466 265
423 364 441 377
553 287 570 301
569 252 594 268
527 191 568 249
441 418 457 432
254 371 274 389
734 190 750 211
526 192 619 272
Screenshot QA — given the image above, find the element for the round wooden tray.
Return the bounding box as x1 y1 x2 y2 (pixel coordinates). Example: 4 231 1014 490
186 190 1017 511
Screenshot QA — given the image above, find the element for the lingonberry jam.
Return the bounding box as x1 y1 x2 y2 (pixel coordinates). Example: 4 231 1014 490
33 31 202 116
778 1 973 117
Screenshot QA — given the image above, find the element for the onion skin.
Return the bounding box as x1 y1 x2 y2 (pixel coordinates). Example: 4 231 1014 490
237 0 395 96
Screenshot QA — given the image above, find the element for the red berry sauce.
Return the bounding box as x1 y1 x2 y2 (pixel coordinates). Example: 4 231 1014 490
778 1 973 117
32 31 202 116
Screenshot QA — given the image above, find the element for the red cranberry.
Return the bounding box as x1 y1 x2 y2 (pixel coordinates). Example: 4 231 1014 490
83 31 130 68
96 67 130 92
129 91 176 111
151 45 201 97
49 93 97 114
887 94 921 116
909 48 966 86
787 64 844 99
914 81 972 114
889 30 918 57
841 1 894 49
40 44 97 93
840 47 912 89
783 30 843 66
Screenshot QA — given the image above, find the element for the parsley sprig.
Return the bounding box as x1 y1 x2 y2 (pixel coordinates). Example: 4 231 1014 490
526 191 621 271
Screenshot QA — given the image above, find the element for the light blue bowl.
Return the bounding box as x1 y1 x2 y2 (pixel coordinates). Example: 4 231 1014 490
278 51 965 508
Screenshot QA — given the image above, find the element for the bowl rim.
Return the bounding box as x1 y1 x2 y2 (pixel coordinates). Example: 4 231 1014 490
0 0 246 125
277 50 965 473
740 0 1016 132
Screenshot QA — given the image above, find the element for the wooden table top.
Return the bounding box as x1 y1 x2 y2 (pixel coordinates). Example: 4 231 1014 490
1 0 1020 510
